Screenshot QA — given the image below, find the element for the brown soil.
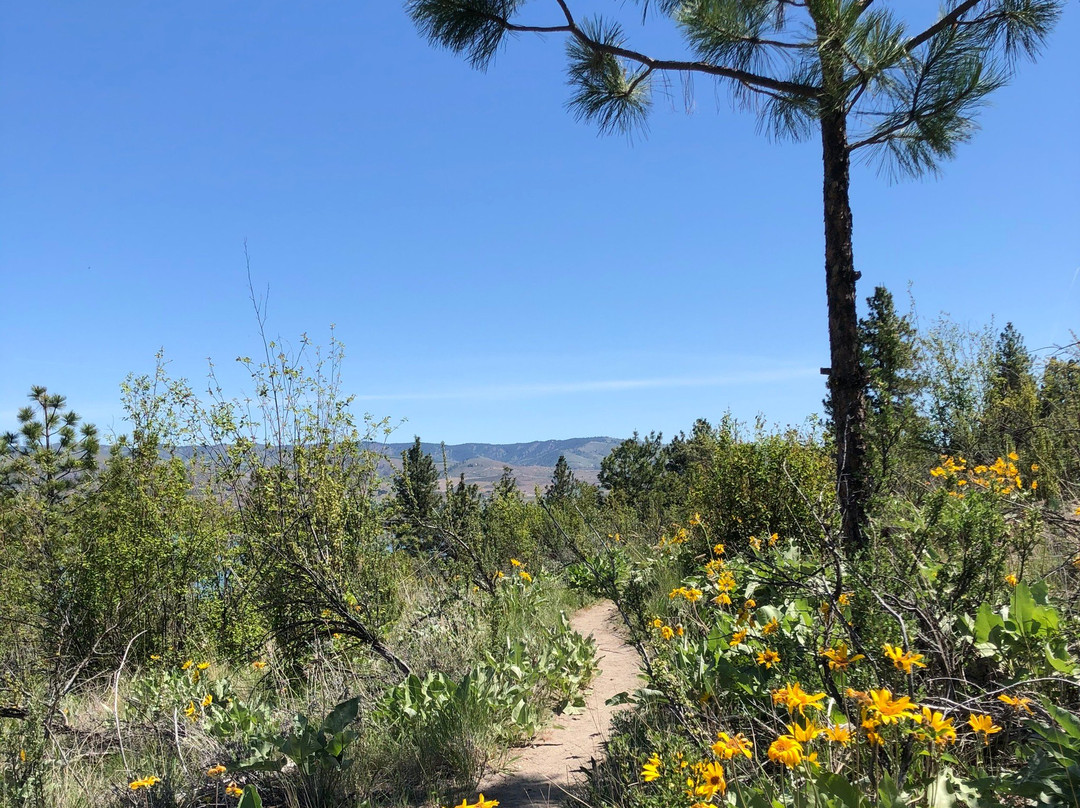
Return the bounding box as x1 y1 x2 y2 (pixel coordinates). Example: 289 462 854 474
476 601 641 808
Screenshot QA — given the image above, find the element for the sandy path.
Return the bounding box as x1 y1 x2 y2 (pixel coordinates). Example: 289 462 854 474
477 601 641 808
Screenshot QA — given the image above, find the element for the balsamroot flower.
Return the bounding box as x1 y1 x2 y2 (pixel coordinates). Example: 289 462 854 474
821 643 864 671
822 724 853 745
998 694 1033 714
787 720 821 743
641 754 662 782
916 708 957 746
883 644 926 674
767 735 804 767
968 713 1002 743
869 689 920 724
756 649 780 668
772 682 826 716
692 761 726 798
712 731 753 760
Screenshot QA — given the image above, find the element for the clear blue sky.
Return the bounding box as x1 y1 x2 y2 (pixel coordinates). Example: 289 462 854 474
2 2 1077 444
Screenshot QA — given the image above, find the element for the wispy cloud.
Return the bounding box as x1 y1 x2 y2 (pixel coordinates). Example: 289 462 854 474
353 367 818 402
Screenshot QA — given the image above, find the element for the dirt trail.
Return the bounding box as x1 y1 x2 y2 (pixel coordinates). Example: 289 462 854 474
477 601 642 808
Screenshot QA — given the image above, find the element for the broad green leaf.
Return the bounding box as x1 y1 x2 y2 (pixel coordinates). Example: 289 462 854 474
815 772 869 807
1012 583 1036 635
1045 642 1076 674
323 696 360 735
1044 702 1080 742
237 785 263 808
973 603 1003 644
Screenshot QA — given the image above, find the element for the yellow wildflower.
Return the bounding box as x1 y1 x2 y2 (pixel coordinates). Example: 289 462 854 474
225 781 243 798
693 761 726 798
869 689 919 724
756 649 780 669
998 694 1033 714
883 643 926 674
968 713 1002 743
660 626 674 641
690 513 702 526
822 724 852 745
251 660 267 670
1004 573 1018 587
838 592 853 606
184 701 198 721
773 682 826 716
207 765 227 777
749 536 762 551
729 629 747 647
767 735 804 767
201 693 213 707
821 643 864 671
769 532 779 546
181 659 193 671
917 708 957 746
762 617 780 635
518 570 532 582
704 559 726 578
787 720 821 743
669 587 703 602
129 776 160 791
712 731 753 760
197 662 210 670
713 543 725 556
652 617 663 628
713 593 732 606
476 793 499 808
641 754 662 782
510 558 521 567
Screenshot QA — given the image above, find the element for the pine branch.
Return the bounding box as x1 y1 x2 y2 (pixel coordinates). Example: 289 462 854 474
904 0 984 54
410 0 819 98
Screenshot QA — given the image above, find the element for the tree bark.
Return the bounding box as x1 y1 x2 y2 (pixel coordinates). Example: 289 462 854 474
820 109 869 556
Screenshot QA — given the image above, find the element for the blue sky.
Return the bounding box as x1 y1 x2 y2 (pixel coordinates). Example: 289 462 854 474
2 2 1077 444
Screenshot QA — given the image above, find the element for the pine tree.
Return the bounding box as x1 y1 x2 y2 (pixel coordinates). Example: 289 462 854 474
544 454 577 503
391 436 440 550
447 472 483 548
1037 353 1080 501
982 322 1039 458
598 431 665 504
859 287 925 492
408 0 1063 555
1 386 100 507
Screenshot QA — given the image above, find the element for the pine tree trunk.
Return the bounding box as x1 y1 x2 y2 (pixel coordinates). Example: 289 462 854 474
820 110 868 556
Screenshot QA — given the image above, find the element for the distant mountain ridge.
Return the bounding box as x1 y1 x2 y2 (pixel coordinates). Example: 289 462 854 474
378 437 619 470
376 437 621 492
117 437 622 495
